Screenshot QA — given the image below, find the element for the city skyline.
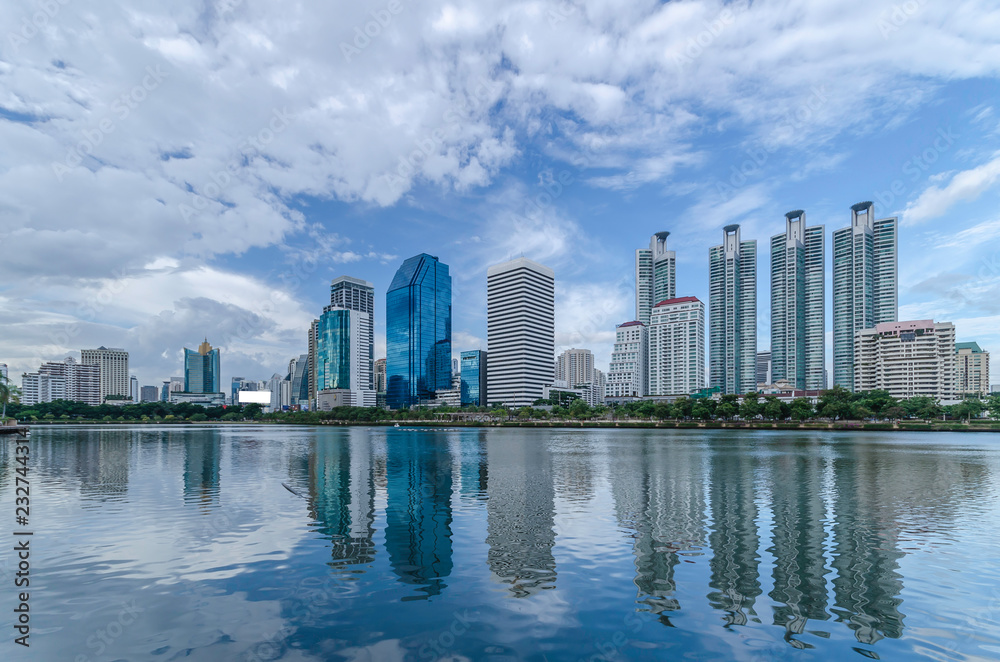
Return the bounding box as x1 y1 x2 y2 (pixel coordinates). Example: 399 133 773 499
1 1 998 391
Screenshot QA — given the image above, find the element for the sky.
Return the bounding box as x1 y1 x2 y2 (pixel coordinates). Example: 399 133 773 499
1 0 1000 389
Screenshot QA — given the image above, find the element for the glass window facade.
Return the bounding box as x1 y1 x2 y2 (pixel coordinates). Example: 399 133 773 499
386 254 452 409
317 309 352 390
184 343 220 393
460 350 487 407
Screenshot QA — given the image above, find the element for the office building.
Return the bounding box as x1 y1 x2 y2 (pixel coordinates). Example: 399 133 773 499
460 350 488 407
854 320 955 400
756 351 772 387
307 318 319 409
709 225 757 394
452 357 459 375
0 364 7 381
315 306 376 409
648 297 705 395
386 254 452 409
330 276 376 390
956 342 990 397
288 354 310 408
605 321 648 399
130 376 139 403
81 347 130 403
140 385 159 402
374 358 387 408
555 348 595 387
635 232 676 326
487 257 555 408
833 202 898 389
21 357 100 406
770 210 825 390
184 340 221 394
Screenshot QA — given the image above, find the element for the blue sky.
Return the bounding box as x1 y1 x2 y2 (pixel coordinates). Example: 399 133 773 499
1 0 999 388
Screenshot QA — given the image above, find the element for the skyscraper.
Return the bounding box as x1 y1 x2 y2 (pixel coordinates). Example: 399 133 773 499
648 297 705 395
555 348 594 387
183 340 221 394
288 354 309 408
130 375 139 403
307 319 319 410
833 202 898 390
487 257 555 408
709 225 757 394
460 350 488 407
956 342 990 397
81 347 129 403
635 231 676 326
770 210 825 390
330 276 376 390
755 351 772 386
315 306 375 408
386 254 452 409
605 321 647 399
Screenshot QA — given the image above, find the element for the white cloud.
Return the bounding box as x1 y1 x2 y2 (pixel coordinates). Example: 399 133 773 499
904 153 1000 224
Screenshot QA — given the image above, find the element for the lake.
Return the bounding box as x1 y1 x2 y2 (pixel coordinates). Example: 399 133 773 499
1 425 999 661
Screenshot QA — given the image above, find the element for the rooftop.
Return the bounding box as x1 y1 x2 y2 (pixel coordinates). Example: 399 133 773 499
653 296 701 308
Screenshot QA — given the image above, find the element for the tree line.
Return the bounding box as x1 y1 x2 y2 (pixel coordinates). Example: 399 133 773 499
5 386 998 424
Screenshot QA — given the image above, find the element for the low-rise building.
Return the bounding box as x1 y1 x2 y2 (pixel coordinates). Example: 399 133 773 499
21 358 100 406
956 342 990 397
605 321 647 399
855 320 956 400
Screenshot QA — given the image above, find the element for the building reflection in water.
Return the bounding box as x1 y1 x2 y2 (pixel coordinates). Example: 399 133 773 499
384 431 454 600
308 429 377 574
767 450 832 646
610 435 707 622
456 431 489 502
485 435 557 597
183 433 221 509
830 447 906 644
707 449 762 626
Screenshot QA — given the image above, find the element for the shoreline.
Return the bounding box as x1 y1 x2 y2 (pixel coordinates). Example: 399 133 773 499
17 420 1000 433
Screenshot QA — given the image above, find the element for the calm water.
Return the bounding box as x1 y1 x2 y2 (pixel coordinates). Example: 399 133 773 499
2 426 1000 661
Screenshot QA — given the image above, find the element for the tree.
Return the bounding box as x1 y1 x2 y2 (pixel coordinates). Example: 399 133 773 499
817 386 854 420
0 374 9 419
763 396 784 421
717 402 737 420
988 393 1000 420
243 403 264 420
517 407 533 420
691 402 713 420
789 398 814 421
569 398 591 420
190 413 209 422
885 406 905 421
740 392 762 420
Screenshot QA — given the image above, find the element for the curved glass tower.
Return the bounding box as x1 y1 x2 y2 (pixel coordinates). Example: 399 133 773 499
386 254 452 409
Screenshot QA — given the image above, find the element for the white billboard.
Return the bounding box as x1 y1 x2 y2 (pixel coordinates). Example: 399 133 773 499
238 390 272 404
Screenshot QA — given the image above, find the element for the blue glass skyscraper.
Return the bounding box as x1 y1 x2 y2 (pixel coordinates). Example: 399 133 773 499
184 340 221 393
460 350 487 407
386 254 452 409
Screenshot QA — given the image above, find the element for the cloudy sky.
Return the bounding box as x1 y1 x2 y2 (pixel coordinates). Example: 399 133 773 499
2 0 1000 389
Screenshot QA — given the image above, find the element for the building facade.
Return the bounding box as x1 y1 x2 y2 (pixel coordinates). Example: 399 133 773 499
709 225 757 394
386 254 452 409
555 348 594 387
635 232 676 326
956 342 990 397
81 347 130 403
648 297 705 396
833 202 898 390
374 358 387 408
307 318 319 409
756 351 772 387
486 257 555 408
330 276 375 390
770 210 825 390
605 321 648 399
316 306 376 408
21 357 100 406
854 320 955 400
184 340 221 394
140 385 159 402
460 350 488 407
287 354 310 408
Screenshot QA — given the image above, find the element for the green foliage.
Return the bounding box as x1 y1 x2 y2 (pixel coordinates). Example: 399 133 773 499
190 413 209 422
789 398 814 421
740 392 762 420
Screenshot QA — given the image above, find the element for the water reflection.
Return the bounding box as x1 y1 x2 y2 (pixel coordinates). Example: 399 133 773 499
384 431 454 600
767 451 831 646
485 434 557 597
309 430 377 573
183 433 220 508
610 435 706 621
7 427 1000 661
